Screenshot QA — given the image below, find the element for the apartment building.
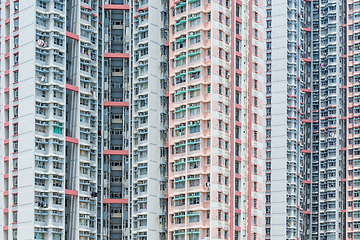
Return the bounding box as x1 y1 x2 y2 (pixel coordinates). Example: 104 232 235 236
264 0 304 238
167 0 264 239
301 0 345 239
2 0 352 240
346 0 360 239
0 0 97 239
264 0 346 239
0 0 171 239
126 0 169 239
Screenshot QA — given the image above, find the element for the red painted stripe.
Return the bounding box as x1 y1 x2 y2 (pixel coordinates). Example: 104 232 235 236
4 174 9 179
302 211 310 214
5 35 10 41
65 136 79 144
103 198 128 204
4 191 8 196
4 104 9 110
103 101 129 107
66 31 79 41
247 0 253 238
66 84 79 92
65 189 78 196
302 180 310 184
302 149 311 154
5 70 10 76
3 226 8 231
302 88 311 93
5 52 10 59
104 4 130 10
3 208 8 213
4 121 9 127
4 156 9 161
104 53 129 58
103 150 129 155
5 18 10 24
303 27 311 32
138 6 149 11
302 58 311 62
80 5 93 11
4 139 9 144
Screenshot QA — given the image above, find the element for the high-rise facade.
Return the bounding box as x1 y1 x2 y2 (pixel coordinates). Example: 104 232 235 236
304 0 347 239
97 1 130 239
167 0 264 239
0 0 98 239
0 0 171 239
266 0 346 239
346 0 360 239
2 0 358 240
264 0 304 238
301 0 345 239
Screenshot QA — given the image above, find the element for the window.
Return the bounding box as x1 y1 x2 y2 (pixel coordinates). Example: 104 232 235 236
13 211 18 223
14 19 19 31
189 13 201 27
54 38 63 46
13 158 18 171
267 20 271 28
37 0 46 9
54 2 64 11
190 0 201 9
13 124 18 135
54 19 64 29
14 36 19 48
36 17 47 27
267 31 271 38
13 176 18 188
13 106 19 118
14 53 19 65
